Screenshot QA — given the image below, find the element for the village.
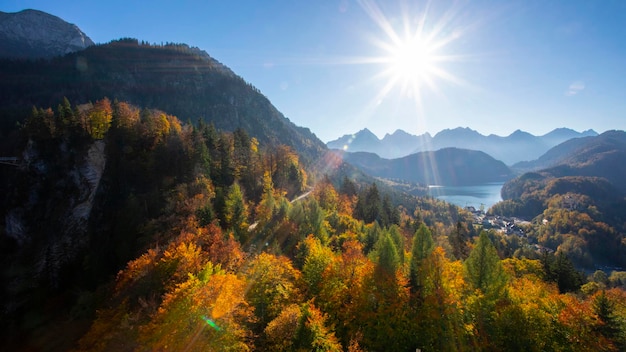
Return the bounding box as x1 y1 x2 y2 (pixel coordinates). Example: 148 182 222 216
464 205 559 255
465 206 529 238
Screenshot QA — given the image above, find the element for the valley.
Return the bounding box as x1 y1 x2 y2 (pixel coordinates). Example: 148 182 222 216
1 6 626 352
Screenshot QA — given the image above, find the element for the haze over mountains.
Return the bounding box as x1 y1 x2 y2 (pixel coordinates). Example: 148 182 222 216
327 127 598 165
337 148 513 187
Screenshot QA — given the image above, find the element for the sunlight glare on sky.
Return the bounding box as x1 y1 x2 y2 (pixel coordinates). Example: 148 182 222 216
2 0 625 142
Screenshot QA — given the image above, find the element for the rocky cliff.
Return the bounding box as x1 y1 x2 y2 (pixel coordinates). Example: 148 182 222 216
4 138 106 293
0 9 94 59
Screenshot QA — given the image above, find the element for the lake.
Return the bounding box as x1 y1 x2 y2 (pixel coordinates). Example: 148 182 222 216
427 183 504 210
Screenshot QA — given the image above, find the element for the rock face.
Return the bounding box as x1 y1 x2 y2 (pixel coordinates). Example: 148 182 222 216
4 138 106 288
0 9 94 59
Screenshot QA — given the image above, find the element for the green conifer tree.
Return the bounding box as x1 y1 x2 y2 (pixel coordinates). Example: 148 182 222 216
464 231 507 297
409 223 435 294
224 182 247 241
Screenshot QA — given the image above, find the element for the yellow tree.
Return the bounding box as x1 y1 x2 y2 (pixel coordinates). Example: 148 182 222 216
244 253 303 330
112 100 140 131
493 269 563 351
87 98 112 139
264 303 342 351
355 232 412 351
138 264 254 351
316 239 373 347
300 235 335 298
255 171 279 224
313 175 339 213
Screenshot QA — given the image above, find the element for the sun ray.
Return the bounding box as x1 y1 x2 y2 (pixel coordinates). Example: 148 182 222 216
267 1 476 164
356 0 470 107
347 0 477 186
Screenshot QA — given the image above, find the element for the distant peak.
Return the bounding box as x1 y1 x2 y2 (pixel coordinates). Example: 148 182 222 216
541 127 599 139
451 126 478 133
509 129 532 137
391 129 411 136
541 127 574 136
356 128 378 138
550 127 574 134
448 126 475 132
434 126 481 138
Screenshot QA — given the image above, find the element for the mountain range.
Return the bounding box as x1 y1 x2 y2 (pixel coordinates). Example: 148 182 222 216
327 127 598 165
0 9 93 59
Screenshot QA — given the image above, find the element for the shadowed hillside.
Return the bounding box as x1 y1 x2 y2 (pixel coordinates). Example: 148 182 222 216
0 39 325 162
338 147 513 186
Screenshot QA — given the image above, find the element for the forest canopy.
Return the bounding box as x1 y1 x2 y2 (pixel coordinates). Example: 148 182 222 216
1 98 625 351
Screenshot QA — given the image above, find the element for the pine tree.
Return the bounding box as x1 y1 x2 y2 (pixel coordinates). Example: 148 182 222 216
593 290 623 348
232 127 251 180
57 96 77 133
381 194 399 227
464 231 509 346
375 232 400 278
388 225 404 264
339 176 357 197
464 231 507 297
217 134 234 187
555 252 584 293
543 252 584 293
224 182 247 241
409 223 435 294
449 220 470 260
355 183 383 224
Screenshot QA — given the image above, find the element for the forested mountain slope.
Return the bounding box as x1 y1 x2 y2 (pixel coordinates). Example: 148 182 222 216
511 131 626 191
490 131 626 269
0 39 325 162
1 99 490 351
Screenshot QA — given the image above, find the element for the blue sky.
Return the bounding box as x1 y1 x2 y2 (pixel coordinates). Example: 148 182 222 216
3 0 625 142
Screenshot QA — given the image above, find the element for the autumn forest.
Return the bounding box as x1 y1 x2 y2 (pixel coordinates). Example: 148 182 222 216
1 97 625 351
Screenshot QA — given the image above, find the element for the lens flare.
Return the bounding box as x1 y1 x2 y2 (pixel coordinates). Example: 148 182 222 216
201 315 221 331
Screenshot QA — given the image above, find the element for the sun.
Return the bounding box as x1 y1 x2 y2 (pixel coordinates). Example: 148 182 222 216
391 38 433 77
358 0 467 104
385 34 436 93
